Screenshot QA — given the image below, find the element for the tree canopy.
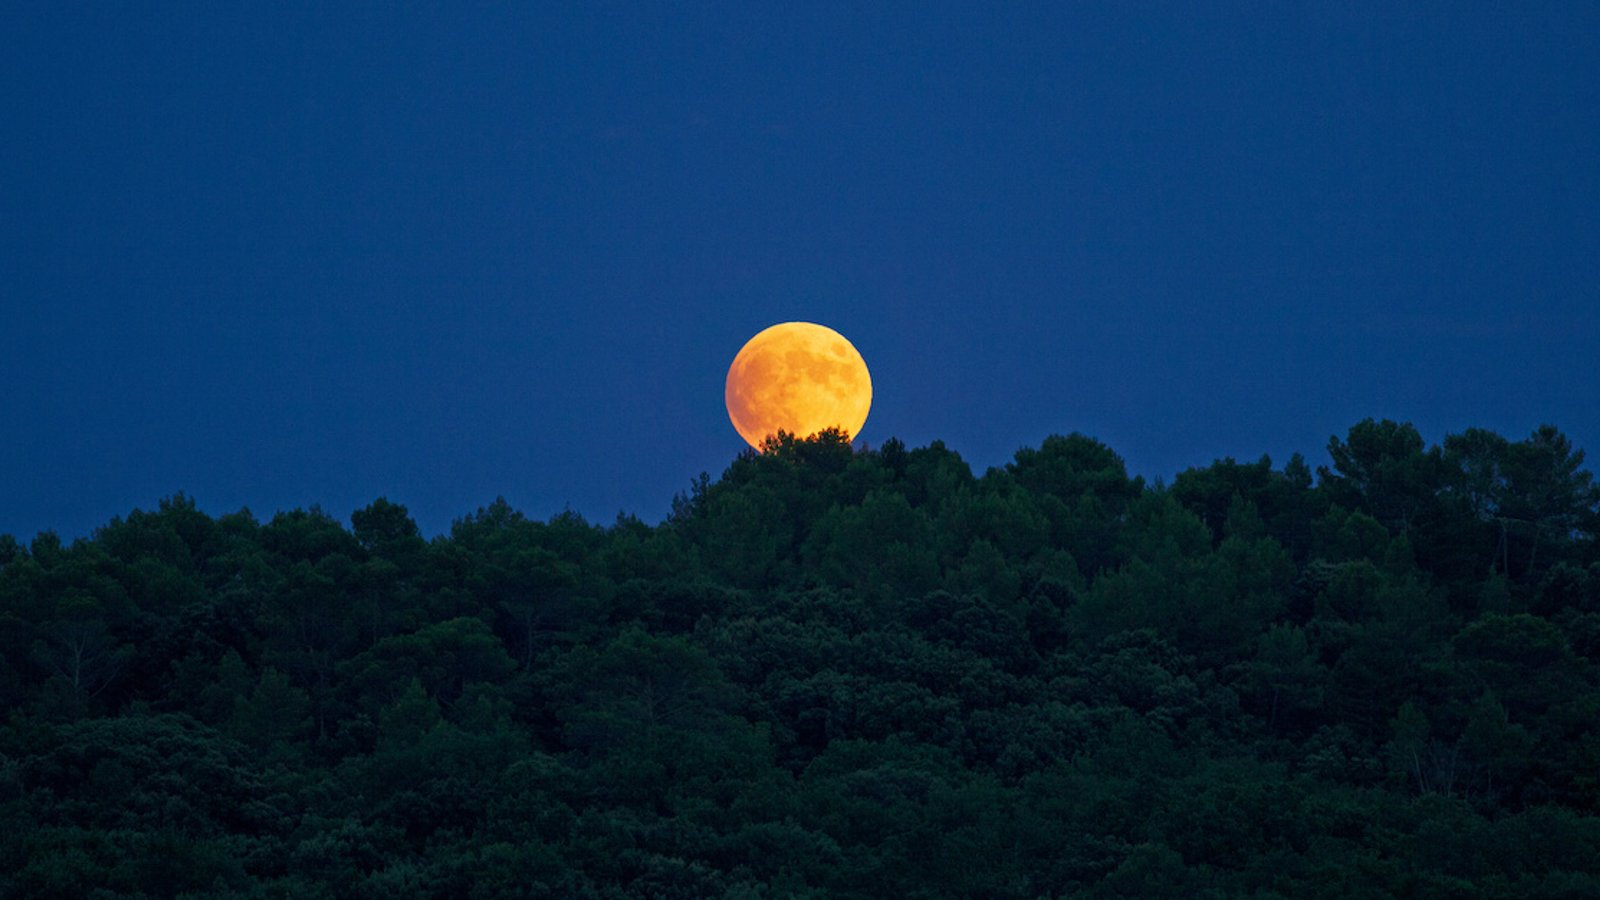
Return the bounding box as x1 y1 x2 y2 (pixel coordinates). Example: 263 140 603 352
3 421 1599 897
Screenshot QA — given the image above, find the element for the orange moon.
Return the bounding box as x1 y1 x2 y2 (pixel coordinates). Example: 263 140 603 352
725 322 872 450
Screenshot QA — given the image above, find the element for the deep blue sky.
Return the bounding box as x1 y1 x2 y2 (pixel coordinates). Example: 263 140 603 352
4 3 1597 540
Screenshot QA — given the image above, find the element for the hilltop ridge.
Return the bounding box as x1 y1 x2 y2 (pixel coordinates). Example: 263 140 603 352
3 420 1599 897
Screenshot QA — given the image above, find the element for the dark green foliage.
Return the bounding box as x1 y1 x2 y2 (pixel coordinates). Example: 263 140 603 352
2 423 1599 896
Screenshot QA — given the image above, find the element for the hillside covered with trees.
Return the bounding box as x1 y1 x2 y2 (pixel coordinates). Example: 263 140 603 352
3 419 1600 898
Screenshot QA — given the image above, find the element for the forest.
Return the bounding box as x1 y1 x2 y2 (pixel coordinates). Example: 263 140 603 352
3 418 1600 898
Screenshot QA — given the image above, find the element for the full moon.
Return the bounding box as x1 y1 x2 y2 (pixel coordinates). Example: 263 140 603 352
725 322 872 450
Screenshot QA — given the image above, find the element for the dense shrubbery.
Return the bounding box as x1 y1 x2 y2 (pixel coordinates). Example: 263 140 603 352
3 419 1600 897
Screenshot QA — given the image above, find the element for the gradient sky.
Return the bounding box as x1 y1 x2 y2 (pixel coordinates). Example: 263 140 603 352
4 3 1597 540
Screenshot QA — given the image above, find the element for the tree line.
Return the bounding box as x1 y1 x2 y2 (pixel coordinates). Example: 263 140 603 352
2 418 1599 897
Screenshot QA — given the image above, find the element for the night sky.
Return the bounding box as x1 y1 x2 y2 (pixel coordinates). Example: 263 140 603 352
4 4 1597 540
